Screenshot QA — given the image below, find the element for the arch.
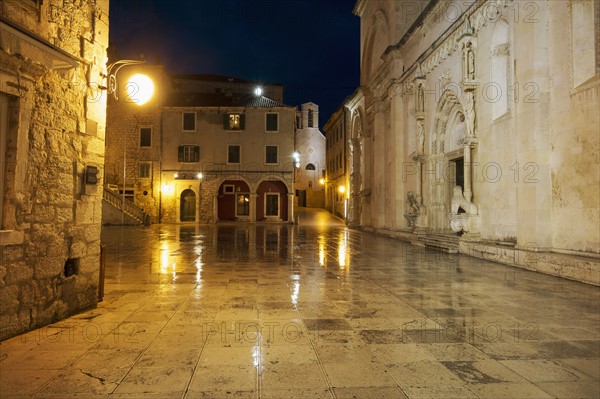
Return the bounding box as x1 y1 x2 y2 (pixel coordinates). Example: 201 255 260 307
362 10 390 83
305 163 316 171
256 178 289 221
446 109 467 154
432 90 460 155
180 189 196 222
428 90 469 232
253 175 292 193
350 106 366 140
214 175 252 193
217 180 251 220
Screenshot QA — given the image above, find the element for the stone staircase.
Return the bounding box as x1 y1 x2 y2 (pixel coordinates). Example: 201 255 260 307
102 187 147 225
413 232 460 253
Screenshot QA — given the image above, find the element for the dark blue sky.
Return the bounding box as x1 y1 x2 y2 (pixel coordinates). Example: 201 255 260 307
109 0 360 126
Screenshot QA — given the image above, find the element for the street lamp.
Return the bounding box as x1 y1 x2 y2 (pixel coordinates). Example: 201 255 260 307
293 152 301 168
102 60 155 224
127 74 154 105
102 60 146 101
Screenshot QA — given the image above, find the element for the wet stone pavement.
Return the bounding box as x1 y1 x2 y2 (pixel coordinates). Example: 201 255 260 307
1 208 599 398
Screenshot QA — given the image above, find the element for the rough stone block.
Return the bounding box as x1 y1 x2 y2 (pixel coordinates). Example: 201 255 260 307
34 258 63 280
70 241 87 258
78 255 99 274
56 207 73 223
4 262 33 286
0 245 24 263
0 285 20 314
84 225 101 242
86 242 101 256
75 200 95 224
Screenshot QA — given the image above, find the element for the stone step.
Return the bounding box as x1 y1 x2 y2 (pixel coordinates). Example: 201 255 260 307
415 234 460 254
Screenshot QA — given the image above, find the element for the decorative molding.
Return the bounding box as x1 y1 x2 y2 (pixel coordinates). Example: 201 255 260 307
400 0 510 85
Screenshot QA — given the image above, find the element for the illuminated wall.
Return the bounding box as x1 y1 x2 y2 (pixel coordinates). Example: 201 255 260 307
0 0 110 339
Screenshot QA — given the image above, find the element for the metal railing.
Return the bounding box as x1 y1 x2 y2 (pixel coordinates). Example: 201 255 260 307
102 186 146 224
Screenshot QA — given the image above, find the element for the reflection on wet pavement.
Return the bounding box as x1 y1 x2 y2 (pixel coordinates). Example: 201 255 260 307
1 208 599 398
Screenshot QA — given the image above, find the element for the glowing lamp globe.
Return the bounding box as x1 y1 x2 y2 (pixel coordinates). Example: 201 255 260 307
127 74 154 105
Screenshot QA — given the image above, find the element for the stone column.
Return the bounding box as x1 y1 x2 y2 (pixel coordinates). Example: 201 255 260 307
413 76 427 210
213 194 218 223
249 193 257 223
348 138 361 227
463 143 472 202
287 193 294 223
457 29 480 237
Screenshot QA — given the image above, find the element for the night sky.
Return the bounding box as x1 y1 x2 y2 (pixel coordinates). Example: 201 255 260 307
109 0 360 126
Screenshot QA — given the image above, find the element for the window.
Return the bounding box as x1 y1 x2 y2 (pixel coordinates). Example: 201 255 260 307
306 163 316 170
308 109 314 127
182 112 196 131
265 145 278 164
223 184 235 194
224 113 245 130
139 127 152 147
266 113 278 132
228 145 241 164
139 163 151 178
178 145 200 163
237 194 250 216
265 193 279 217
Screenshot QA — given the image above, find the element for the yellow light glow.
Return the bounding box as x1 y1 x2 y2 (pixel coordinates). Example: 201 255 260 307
338 230 349 270
291 281 300 305
318 237 326 267
197 172 203 179
162 182 174 195
126 74 154 105
160 242 169 274
338 185 346 194
319 178 325 185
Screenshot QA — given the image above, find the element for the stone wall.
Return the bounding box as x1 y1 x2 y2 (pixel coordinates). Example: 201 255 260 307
0 0 109 340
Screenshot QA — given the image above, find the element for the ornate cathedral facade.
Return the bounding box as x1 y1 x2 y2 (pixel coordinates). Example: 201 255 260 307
345 0 599 284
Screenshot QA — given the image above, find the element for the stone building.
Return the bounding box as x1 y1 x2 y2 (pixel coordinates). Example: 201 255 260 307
294 102 326 208
0 0 110 339
323 103 351 219
104 72 296 224
347 0 599 284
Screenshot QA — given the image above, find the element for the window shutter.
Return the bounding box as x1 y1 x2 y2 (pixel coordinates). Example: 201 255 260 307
178 146 184 162
194 146 200 162
240 114 245 130
223 113 229 130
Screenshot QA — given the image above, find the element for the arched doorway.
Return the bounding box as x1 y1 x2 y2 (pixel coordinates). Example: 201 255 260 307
429 90 466 231
180 189 196 222
217 180 251 221
256 180 289 221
